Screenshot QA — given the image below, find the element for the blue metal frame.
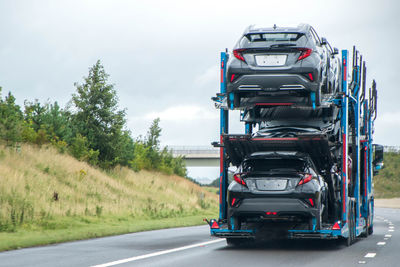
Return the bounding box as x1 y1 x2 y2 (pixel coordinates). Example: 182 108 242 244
219 52 229 220
210 48 375 240
341 50 349 225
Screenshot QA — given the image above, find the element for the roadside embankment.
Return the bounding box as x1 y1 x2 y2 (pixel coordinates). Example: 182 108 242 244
0 144 217 251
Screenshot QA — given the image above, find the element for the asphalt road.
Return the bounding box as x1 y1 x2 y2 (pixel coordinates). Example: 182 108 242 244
0 207 398 267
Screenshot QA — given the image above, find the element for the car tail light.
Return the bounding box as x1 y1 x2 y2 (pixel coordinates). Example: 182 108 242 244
233 49 246 62
307 198 314 207
307 73 314 81
266 211 277 215
298 173 313 185
231 197 236 206
297 48 312 61
332 222 341 230
234 173 246 186
230 74 240 82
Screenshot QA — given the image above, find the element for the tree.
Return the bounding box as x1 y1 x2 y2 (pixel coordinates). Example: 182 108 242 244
71 60 132 167
0 89 24 145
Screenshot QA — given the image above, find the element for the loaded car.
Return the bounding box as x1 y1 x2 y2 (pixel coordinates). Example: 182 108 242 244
226 23 339 108
227 151 329 235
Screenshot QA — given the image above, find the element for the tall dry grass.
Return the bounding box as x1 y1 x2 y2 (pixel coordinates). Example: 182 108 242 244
0 144 217 231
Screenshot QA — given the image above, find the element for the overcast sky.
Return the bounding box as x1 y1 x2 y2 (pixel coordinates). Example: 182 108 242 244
0 0 399 149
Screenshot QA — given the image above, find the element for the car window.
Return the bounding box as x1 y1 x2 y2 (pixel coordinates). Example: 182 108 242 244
310 27 321 46
242 158 306 172
239 32 308 48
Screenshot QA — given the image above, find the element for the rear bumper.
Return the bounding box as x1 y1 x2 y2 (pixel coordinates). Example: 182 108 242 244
230 197 319 219
227 73 319 93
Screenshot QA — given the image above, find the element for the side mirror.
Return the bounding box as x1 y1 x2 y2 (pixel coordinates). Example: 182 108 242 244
373 144 384 175
321 37 327 45
333 47 339 55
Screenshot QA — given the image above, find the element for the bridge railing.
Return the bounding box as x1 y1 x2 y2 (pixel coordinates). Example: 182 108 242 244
168 145 400 156
169 146 219 156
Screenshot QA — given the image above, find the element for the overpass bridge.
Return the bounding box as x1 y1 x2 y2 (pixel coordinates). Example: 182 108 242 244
169 145 399 167
170 146 219 167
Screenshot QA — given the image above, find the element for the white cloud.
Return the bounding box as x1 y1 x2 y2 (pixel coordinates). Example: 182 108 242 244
374 111 400 146
142 105 218 121
194 65 219 88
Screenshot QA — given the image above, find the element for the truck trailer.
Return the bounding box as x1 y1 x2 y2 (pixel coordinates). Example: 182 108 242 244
207 47 383 246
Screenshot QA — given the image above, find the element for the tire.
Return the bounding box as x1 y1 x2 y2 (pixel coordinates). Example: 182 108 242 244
368 224 374 235
345 206 355 246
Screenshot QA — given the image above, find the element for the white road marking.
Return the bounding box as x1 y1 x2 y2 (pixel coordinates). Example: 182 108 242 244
384 219 388 222
385 234 392 237
358 261 366 264
90 239 225 267
377 242 386 246
389 229 395 232
389 226 395 229
384 238 388 240
365 253 376 258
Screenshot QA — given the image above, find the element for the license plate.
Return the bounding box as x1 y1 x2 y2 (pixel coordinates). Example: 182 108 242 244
256 179 288 191
255 55 287 66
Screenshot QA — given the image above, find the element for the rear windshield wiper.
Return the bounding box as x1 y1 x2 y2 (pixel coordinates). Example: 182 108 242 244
269 43 297 48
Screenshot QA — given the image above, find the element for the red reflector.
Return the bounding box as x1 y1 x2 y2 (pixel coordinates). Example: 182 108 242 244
298 174 313 185
272 212 277 215
211 221 219 229
332 222 341 230
307 73 314 81
308 198 314 207
297 48 312 61
234 173 246 186
230 74 235 82
266 212 272 215
233 49 246 62
231 198 236 206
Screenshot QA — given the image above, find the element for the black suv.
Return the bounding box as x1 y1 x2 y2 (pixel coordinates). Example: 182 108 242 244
227 151 329 232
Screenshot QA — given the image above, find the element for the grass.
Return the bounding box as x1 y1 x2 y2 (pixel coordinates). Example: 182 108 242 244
202 186 219 195
374 152 400 198
0 213 216 251
0 144 218 251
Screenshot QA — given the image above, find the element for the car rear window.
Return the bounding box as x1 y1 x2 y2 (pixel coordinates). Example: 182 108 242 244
242 158 306 172
239 32 307 48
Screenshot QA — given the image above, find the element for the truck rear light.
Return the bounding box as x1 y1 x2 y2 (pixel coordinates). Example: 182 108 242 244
298 173 313 185
332 222 341 230
234 173 247 186
233 49 246 62
211 220 220 229
297 48 312 61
